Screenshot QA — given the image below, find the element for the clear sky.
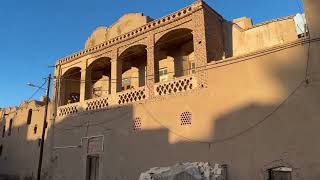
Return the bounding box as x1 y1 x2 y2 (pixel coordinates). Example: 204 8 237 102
0 0 304 107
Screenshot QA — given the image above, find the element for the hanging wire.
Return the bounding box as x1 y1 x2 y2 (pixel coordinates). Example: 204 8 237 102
52 37 320 139
1 79 47 116
141 79 306 145
53 38 318 84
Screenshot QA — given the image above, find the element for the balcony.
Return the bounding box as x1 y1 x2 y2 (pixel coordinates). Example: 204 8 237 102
57 75 197 118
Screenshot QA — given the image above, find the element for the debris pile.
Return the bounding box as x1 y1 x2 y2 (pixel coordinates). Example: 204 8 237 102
139 162 226 180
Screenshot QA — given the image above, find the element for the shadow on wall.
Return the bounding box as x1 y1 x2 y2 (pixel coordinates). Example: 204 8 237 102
223 21 233 58
0 113 52 180
49 41 320 180
209 41 320 180
50 104 213 180
2 41 319 180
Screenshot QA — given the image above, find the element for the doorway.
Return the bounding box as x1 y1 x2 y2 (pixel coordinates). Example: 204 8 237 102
86 156 99 180
268 167 292 180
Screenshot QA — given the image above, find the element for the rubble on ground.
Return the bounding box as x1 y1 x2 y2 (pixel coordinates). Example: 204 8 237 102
139 162 226 180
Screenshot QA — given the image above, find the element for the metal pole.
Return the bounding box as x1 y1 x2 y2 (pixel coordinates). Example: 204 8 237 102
37 74 51 180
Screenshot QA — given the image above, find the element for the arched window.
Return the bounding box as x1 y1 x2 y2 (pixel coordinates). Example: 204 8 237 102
154 28 194 83
86 57 111 100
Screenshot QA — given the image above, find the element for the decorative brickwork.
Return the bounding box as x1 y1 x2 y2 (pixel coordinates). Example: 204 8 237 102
117 87 147 105
57 4 197 66
133 117 142 131
180 111 192 125
57 103 79 117
154 76 197 96
85 97 110 111
56 0 220 114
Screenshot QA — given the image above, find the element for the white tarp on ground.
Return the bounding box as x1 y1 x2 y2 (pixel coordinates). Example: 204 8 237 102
139 162 226 180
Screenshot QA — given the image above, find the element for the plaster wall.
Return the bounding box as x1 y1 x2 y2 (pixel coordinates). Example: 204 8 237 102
51 38 320 180
230 17 298 57
0 101 53 180
85 13 152 49
2 1 318 180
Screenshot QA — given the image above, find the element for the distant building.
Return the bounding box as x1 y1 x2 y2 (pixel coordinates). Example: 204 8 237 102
1 0 320 180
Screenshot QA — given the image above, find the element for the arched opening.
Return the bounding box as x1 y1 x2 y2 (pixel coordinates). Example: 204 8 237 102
86 57 111 100
60 67 81 105
118 45 147 92
154 28 195 83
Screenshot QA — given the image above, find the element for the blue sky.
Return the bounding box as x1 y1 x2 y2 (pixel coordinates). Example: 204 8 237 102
0 0 304 107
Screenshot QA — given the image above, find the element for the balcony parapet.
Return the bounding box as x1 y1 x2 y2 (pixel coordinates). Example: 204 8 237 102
57 102 80 117
84 96 110 111
154 75 197 96
57 75 198 118
116 87 148 105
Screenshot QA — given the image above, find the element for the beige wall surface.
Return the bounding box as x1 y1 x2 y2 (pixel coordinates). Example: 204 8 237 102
51 39 320 180
230 17 298 57
0 101 53 180
85 13 151 49
1 0 320 180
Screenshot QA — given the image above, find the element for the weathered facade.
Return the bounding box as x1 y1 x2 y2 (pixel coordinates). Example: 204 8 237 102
0 100 53 180
1 0 320 179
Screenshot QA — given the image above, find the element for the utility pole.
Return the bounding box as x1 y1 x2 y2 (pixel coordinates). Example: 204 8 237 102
37 74 51 180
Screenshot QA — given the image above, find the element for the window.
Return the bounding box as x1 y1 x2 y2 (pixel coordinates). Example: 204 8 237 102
2 125 5 138
34 124 38 134
8 119 13 136
27 109 32 125
0 145 2 156
159 68 168 82
268 167 292 180
122 78 132 90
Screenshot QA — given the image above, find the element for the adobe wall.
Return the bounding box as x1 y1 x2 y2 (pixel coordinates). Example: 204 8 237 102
85 13 152 49
228 17 298 57
0 101 53 180
51 38 320 180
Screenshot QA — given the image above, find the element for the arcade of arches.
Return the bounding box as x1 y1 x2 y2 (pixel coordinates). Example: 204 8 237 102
59 28 196 106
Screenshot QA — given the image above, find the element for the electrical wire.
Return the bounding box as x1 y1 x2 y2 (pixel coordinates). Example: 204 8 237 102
54 108 132 131
53 37 319 84
1 80 48 116
295 0 303 13
54 38 317 138
141 79 306 145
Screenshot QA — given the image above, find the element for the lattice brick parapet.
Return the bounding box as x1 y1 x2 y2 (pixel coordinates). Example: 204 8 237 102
154 75 197 96
85 97 110 111
58 103 79 117
117 87 148 105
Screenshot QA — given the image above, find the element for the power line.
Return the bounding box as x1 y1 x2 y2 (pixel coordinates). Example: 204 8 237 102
53 38 319 84
141 79 306 145
295 0 303 13
1 80 47 116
